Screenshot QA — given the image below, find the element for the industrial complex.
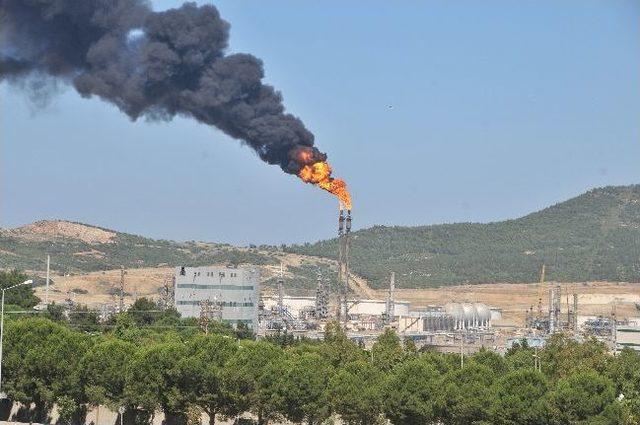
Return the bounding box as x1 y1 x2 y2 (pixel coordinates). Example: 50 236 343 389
168 210 640 355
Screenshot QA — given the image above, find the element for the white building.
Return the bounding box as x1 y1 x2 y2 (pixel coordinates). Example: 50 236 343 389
261 295 316 318
174 266 259 329
346 299 410 317
616 326 640 352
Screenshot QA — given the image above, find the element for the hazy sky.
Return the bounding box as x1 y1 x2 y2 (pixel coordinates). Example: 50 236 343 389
2 0 639 245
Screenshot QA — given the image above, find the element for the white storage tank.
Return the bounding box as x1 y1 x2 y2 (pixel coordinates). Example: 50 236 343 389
474 303 491 328
445 302 492 329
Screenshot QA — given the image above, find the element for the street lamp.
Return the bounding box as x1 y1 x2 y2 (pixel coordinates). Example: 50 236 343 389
0 279 33 395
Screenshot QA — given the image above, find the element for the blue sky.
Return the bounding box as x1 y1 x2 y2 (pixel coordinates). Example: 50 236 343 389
2 0 639 245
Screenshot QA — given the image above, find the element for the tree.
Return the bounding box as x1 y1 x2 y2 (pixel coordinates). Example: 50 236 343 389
44 302 67 323
436 363 495 425
69 304 100 332
125 342 189 425
179 334 238 425
505 344 537 372
383 358 440 425
403 338 418 356
80 339 139 423
548 370 616 423
0 270 39 308
489 369 549 425
328 360 385 425
233 322 254 340
371 329 404 372
276 352 331 425
417 351 458 374
4 318 92 424
606 347 640 399
222 341 285 425
472 348 508 374
541 334 610 379
319 321 365 368
127 297 159 326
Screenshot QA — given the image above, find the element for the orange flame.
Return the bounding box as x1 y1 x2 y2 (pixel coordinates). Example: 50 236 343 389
298 161 352 210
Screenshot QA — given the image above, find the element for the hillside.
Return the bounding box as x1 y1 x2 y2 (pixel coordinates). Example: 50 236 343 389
0 221 368 298
0 220 278 274
286 185 640 288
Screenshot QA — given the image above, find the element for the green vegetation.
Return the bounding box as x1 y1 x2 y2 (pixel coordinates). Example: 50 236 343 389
0 270 39 308
0 224 277 274
287 185 640 288
1 308 640 424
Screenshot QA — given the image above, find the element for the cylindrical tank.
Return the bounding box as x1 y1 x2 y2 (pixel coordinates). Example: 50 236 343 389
461 303 475 329
445 303 464 329
474 303 491 327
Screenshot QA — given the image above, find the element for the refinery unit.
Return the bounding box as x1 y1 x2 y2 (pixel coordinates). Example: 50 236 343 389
169 210 640 355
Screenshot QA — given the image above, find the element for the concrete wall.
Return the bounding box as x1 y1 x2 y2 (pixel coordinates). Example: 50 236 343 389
174 265 259 329
617 326 640 352
347 299 410 316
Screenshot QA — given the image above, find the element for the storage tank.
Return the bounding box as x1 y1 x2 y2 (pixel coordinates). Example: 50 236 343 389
445 303 465 329
462 303 475 329
474 303 491 328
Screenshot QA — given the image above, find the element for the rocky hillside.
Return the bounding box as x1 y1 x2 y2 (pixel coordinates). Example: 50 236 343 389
287 185 640 288
0 220 279 274
0 221 358 296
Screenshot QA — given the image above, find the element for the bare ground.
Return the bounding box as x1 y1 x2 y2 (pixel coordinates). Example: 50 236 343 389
377 281 640 326
33 251 639 327
34 251 378 308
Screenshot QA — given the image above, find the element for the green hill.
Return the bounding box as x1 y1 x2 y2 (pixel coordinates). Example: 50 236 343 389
286 185 640 288
0 220 278 274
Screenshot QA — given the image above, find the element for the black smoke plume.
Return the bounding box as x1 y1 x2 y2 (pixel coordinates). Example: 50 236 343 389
0 0 327 174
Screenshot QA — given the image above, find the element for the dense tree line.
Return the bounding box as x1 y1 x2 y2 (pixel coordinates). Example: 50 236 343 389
2 313 640 425
1 271 639 424
287 185 640 287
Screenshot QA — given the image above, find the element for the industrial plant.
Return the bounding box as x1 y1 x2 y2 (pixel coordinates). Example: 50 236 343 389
169 211 640 355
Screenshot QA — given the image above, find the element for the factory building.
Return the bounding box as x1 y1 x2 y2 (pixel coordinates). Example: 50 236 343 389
616 326 640 353
174 265 259 329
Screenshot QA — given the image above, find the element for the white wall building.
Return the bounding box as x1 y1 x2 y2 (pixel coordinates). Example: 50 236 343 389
616 326 640 353
346 299 410 317
174 265 259 329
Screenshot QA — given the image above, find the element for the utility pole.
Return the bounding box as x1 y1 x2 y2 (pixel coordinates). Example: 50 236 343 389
460 332 465 368
385 272 396 325
199 300 212 334
277 264 284 318
45 254 50 305
534 346 541 372
537 264 545 320
119 266 127 313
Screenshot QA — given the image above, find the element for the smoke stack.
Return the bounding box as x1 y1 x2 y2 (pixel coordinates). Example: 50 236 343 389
0 0 350 204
